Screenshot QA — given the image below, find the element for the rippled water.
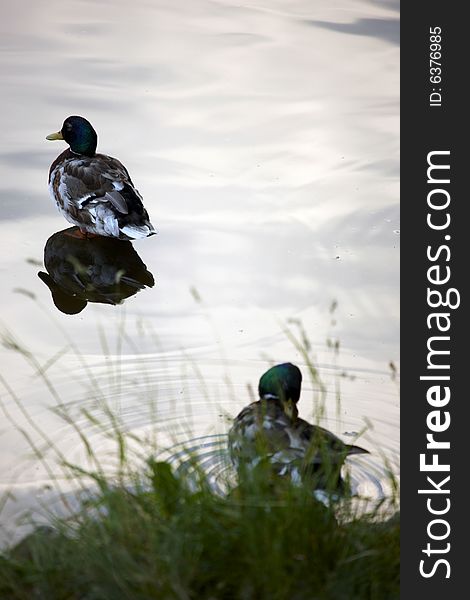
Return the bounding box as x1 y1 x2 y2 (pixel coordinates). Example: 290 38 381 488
0 0 399 546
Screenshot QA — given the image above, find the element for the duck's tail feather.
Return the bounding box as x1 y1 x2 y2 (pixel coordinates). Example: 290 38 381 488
346 444 369 456
120 223 156 240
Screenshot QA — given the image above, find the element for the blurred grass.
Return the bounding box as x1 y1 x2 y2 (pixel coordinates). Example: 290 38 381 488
0 454 399 600
0 404 399 599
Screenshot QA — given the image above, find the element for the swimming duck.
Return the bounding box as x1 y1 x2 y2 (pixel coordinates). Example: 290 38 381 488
228 363 369 490
46 116 156 240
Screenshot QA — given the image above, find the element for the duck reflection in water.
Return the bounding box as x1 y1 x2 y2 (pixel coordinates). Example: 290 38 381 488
38 227 155 314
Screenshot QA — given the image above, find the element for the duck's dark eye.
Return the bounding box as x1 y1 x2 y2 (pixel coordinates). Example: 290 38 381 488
65 122 72 131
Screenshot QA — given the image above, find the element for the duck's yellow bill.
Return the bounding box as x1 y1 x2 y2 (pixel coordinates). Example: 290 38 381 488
46 131 64 141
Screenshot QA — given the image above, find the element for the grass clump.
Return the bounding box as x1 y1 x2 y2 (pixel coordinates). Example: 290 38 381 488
0 313 399 599
0 455 399 600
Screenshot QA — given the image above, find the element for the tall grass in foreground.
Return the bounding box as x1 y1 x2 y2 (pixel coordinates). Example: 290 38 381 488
0 311 399 600
0 457 399 600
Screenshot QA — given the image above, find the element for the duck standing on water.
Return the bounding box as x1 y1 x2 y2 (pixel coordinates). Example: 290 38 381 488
228 363 369 490
47 116 155 240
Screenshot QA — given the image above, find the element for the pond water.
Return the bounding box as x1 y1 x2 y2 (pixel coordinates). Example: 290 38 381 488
0 0 399 546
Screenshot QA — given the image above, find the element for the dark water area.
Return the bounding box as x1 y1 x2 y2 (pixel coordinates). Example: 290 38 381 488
0 0 399 546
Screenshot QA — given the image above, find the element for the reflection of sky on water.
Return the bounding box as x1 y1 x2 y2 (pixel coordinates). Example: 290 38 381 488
0 0 398 543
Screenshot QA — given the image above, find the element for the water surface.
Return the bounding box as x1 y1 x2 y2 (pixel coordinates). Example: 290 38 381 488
0 0 399 546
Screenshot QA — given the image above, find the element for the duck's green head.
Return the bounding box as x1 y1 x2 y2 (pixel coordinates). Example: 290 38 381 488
46 116 97 156
258 363 302 406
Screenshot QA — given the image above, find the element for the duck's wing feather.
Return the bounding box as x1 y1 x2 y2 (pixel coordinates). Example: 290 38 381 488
54 152 144 215
294 418 368 459
228 400 292 457
295 419 345 449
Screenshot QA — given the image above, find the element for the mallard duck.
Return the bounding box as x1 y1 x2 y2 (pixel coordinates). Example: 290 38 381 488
228 363 369 490
46 116 156 240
